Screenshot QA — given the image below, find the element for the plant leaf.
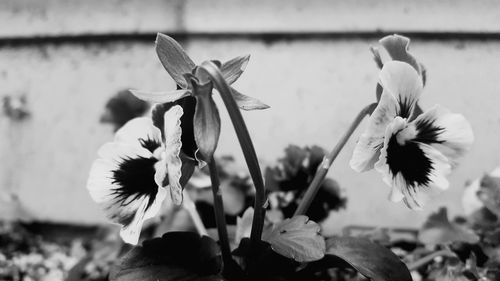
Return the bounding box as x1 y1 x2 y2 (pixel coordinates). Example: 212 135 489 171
326 236 412 281
130 89 191 103
156 33 196 88
235 207 254 244
418 207 479 245
110 232 224 281
221 55 250 85
230 87 270 111
193 93 221 161
262 215 325 262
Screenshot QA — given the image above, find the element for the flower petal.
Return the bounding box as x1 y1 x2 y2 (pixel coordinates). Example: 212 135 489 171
350 89 399 172
379 34 422 75
411 105 474 164
130 89 190 104
155 33 196 88
164 105 185 204
119 187 167 245
379 61 423 119
194 94 221 160
221 55 250 85
87 143 166 244
114 118 162 153
231 87 270 110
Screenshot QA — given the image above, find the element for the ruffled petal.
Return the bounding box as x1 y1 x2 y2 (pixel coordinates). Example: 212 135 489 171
130 89 190 104
350 89 399 172
411 105 473 164
113 118 162 153
221 55 250 85
155 33 196 88
379 61 423 119
231 87 270 111
163 105 185 204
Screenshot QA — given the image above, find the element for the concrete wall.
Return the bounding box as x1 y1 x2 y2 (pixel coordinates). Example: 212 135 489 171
1 0 500 232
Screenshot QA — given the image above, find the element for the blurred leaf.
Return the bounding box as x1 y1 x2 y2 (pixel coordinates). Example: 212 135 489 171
325 236 412 281
419 208 479 245
235 207 254 244
110 232 224 281
262 215 325 262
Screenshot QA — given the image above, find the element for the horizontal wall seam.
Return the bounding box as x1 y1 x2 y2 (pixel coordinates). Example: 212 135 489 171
2 31 500 47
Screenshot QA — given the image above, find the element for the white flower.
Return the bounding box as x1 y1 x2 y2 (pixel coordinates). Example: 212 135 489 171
350 61 473 209
87 105 186 244
462 167 500 215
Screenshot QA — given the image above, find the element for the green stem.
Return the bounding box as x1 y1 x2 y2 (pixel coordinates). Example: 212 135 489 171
294 103 377 216
407 249 456 271
208 157 232 264
199 61 266 248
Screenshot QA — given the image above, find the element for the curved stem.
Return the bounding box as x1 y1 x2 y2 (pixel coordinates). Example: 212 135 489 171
407 249 456 271
294 103 377 216
208 157 232 264
199 61 266 248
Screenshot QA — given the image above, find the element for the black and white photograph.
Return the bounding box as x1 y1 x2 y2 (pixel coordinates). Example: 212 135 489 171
1 1 499 280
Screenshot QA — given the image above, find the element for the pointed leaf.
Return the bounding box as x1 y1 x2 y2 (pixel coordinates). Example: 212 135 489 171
326 236 412 281
110 232 224 281
194 94 221 160
221 55 250 85
230 87 269 111
130 89 190 103
262 215 325 262
156 33 196 88
418 207 479 245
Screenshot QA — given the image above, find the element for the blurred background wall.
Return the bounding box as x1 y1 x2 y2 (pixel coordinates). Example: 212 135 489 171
1 0 499 233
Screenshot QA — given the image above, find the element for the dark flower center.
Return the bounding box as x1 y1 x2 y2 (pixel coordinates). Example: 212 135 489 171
110 156 159 221
386 134 433 189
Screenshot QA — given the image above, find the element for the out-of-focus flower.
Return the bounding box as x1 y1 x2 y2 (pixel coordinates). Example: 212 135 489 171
463 167 500 216
350 61 473 209
265 145 347 221
100 89 150 131
87 106 191 244
131 33 269 161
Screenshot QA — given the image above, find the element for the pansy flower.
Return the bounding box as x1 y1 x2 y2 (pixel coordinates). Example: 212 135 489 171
350 61 473 209
87 105 189 244
131 33 269 161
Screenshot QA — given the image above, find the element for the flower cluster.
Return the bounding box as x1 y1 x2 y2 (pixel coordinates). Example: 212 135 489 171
87 34 267 245
350 35 474 209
